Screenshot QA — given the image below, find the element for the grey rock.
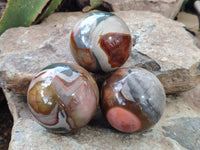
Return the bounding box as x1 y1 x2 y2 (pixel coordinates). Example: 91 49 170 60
0 11 200 95
163 117 200 150
5 82 200 150
103 0 184 19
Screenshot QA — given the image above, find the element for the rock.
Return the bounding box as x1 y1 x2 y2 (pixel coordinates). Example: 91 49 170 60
177 12 199 30
0 11 200 95
5 82 200 150
176 12 200 48
163 117 200 150
103 0 184 19
180 82 200 114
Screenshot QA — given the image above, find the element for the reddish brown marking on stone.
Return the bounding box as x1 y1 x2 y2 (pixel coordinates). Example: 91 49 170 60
34 71 46 80
54 76 81 92
54 75 83 129
101 69 154 131
98 33 131 68
70 31 96 71
106 107 142 133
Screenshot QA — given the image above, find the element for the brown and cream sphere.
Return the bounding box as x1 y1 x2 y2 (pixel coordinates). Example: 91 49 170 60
101 68 166 133
27 63 99 133
70 11 132 73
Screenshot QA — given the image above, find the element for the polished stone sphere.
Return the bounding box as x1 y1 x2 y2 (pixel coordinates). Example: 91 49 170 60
101 68 166 133
70 11 132 73
27 63 99 133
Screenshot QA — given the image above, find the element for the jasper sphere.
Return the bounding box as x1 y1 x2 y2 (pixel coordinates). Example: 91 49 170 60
101 68 166 133
70 11 132 73
27 63 99 133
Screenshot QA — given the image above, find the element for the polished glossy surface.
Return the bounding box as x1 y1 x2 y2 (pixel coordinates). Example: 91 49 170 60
70 11 132 73
101 68 166 133
27 63 99 133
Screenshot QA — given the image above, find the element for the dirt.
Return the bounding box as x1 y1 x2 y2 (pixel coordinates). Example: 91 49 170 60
0 90 13 150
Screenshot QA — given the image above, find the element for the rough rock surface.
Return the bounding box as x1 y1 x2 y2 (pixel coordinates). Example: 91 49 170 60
104 0 184 19
5 83 200 150
177 12 199 30
177 12 200 49
0 11 200 95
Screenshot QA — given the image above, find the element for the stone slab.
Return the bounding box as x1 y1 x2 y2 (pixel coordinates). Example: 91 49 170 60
0 11 200 95
5 83 200 150
177 12 199 30
104 0 184 19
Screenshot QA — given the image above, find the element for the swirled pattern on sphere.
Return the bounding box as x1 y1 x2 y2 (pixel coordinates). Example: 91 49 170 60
101 68 166 133
70 11 132 73
27 63 99 133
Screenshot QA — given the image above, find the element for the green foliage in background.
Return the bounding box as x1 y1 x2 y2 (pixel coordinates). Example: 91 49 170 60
0 0 103 35
33 0 63 24
0 0 62 35
180 0 190 11
83 0 103 12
